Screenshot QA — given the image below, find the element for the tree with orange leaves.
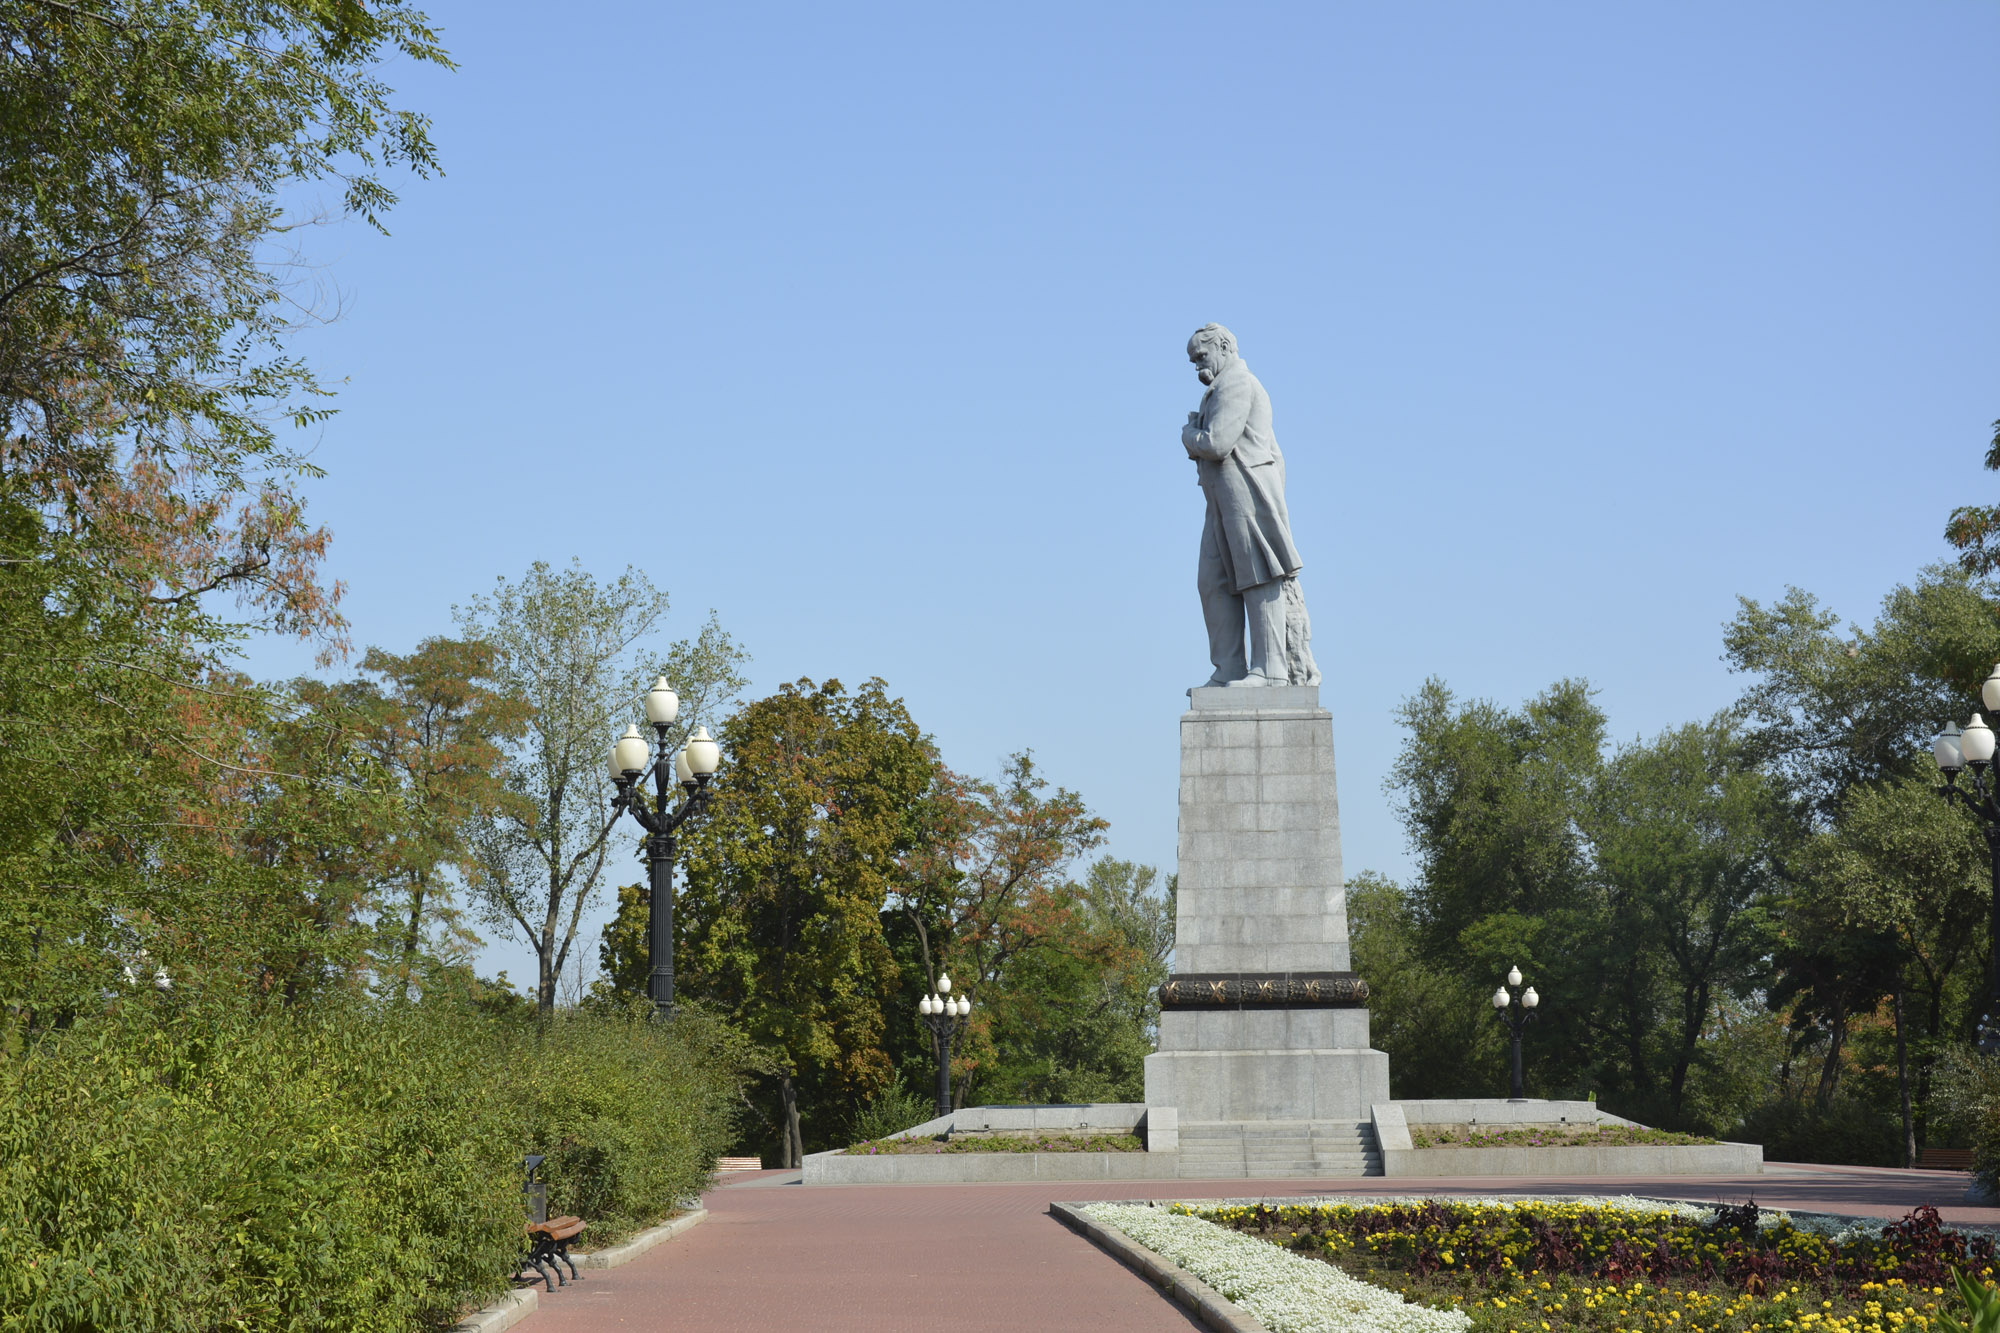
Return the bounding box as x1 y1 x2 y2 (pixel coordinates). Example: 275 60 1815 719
0 0 451 1029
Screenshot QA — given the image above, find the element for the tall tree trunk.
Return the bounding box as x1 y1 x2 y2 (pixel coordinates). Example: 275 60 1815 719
1892 979 1915 1169
1916 972 1946 1155
781 1076 802 1169
400 875 428 999
1624 968 1654 1094
1814 1001 1847 1109
538 884 561 1014
1668 978 1712 1122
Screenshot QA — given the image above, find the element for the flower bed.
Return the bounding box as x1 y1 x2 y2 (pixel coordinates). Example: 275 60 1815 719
1408 1124 1719 1149
844 1131 1144 1155
1084 1203 1470 1333
1200 1197 1998 1332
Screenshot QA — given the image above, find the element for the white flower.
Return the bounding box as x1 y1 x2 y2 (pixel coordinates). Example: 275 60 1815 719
1084 1204 1470 1333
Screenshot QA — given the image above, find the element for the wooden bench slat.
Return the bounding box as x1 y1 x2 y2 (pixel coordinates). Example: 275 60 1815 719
528 1220 585 1240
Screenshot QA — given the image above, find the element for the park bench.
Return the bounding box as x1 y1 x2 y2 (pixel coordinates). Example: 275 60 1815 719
523 1215 588 1292
716 1155 763 1172
1918 1147 1977 1171
516 1154 588 1293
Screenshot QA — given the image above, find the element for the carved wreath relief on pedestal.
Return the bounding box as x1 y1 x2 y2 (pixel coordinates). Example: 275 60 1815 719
1158 972 1368 1010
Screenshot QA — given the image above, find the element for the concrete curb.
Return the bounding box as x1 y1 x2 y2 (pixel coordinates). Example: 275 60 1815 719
451 1287 536 1333
805 1148 1175 1184
449 1207 708 1330
1381 1141 1763 1177
1049 1201 1267 1333
578 1207 709 1269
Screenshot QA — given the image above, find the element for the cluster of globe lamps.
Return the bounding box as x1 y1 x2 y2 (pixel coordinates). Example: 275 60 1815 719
1492 965 1540 1100
918 973 973 1118
605 678 722 1018
608 678 720 786
919 974 971 1020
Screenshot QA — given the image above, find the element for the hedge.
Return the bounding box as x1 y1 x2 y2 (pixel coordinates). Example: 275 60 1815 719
0 994 742 1332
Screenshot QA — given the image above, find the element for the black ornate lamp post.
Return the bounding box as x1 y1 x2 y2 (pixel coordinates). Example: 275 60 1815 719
1932 689 2000 1053
608 678 721 1019
917 973 972 1119
1491 965 1541 1100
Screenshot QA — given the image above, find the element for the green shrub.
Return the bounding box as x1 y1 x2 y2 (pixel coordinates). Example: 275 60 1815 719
0 994 745 1332
1738 1095 1901 1166
1932 1043 2000 1194
0 998 522 1332
849 1074 934 1145
510 1002 743 1243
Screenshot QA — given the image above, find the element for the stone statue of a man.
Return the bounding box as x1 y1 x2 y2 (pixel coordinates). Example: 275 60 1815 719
1180 323 1321 688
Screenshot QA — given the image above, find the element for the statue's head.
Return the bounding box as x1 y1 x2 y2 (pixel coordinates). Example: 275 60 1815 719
1187 323 1238 386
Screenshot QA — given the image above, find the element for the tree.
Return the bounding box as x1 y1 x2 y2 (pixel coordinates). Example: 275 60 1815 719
1586 719 1783 1122
320 638 532 993
1726 567 1999 1156
946 856 1171 1105
1804 773 1988 1163
457 561 746 1014
2 0 452 662
1386 681 1783 1127
677 678 940 1164
1346 870 1506 1100
890 752 1109 1100
1385 677 1609 1101
1723 568 1999 820
1388 677 1605 967
1945 421 2000 575
0 0 448 1029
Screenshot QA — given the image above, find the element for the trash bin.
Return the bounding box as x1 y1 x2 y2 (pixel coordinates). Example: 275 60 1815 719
523 1153 547 1224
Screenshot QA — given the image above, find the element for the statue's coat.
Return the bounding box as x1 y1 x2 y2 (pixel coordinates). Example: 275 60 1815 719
1185 357 1304 593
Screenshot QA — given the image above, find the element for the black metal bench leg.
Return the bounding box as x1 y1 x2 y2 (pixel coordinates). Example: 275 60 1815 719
524 1240 560 1291
554 1240 581 1281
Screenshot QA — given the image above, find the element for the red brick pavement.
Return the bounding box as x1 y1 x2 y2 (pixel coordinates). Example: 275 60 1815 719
518 1166 1997 1333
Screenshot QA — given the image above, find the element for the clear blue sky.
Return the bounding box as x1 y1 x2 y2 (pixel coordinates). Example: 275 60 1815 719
255 3 2000 989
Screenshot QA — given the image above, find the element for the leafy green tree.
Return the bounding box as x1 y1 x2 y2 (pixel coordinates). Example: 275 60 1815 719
678 678 937 1163
1726 566 1997 1156
457 560 746 1013
1946 421 2000 575
1803 773 1988 1163
0 0 449 1027
1388 677 1604 967
1386 682 1784 1127
595 880 652 1000
1346 871 1505 1099
1 0 451 661
887 752 1111 1103
1723 567 1999 819
955 857 1171 1105
1764 881 1896 1110
317 638 533 993
1385 677 1608 1100
1586 719 1784 1122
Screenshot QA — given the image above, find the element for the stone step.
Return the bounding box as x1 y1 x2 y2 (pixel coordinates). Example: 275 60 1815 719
1168 1120 1384 1179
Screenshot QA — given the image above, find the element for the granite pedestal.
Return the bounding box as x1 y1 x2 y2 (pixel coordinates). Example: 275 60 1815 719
1143 685 1390 1124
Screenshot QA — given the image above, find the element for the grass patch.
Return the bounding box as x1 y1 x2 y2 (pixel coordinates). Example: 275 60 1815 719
843 1131 1144 1155
1408 1124 1719 1149
1201 1199 1997 1333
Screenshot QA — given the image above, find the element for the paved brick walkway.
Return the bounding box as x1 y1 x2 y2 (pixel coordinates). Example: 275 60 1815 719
521 1165 1996 1333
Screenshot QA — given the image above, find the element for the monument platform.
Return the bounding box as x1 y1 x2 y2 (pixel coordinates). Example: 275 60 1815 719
1143 684 1390 1124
